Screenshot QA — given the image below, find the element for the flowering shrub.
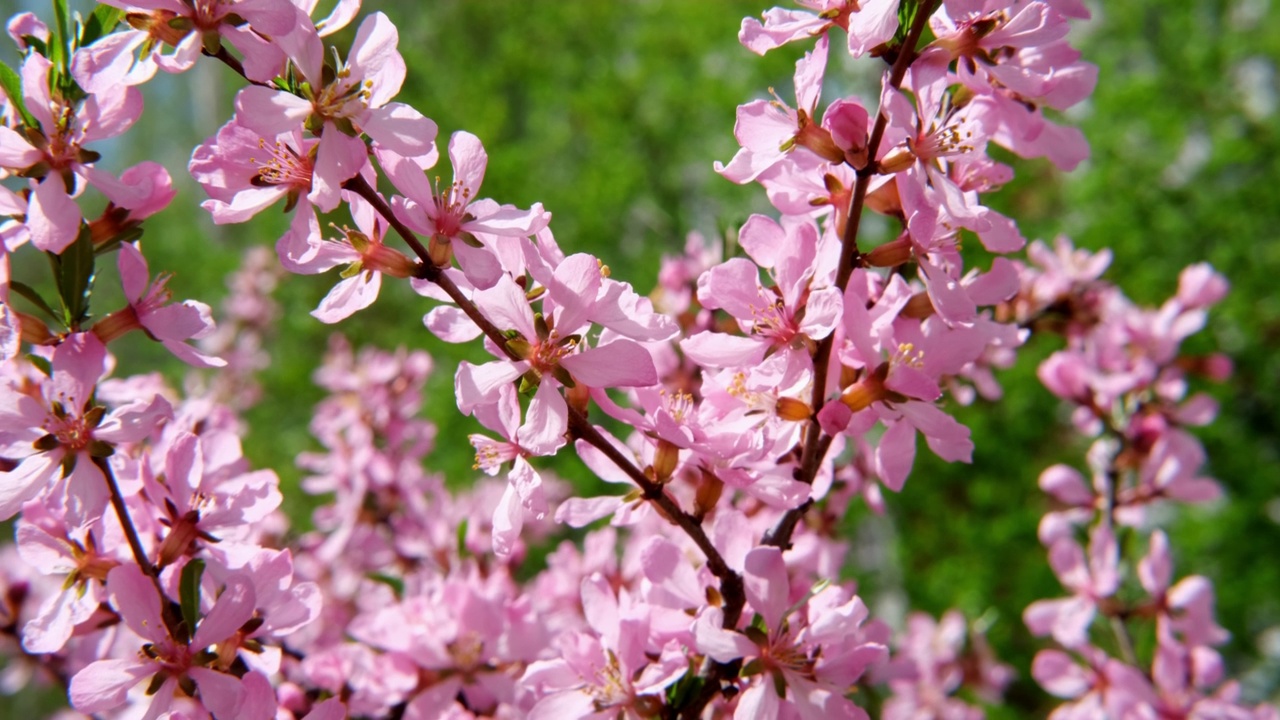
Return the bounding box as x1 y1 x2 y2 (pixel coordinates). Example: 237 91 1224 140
0 1 1275 718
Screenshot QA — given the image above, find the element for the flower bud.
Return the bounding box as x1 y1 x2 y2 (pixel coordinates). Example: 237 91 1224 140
695 468 724 520
879 146 915 174
901 292 936 319
363 242 417 279
653 438 680 482
841 366 889 412
566 380 590 416
776 397 812 421
13 310 55 346
864 235 913 267
793 116 845 164
91 307 142 344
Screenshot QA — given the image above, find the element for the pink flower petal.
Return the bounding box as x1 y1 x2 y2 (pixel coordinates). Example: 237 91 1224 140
193 575 257 648
743 547 789 629
1031 650 1091 698
69 658 154 713
561 339 658 388
28 177 82 254
311 271 382 324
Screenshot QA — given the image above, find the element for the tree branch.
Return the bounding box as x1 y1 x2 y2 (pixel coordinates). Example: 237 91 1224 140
770 0 940 551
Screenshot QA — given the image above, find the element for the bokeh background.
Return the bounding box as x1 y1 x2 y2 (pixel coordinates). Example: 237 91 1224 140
2 0 1279 716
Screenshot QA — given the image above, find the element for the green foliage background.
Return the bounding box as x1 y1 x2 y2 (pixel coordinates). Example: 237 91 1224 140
2 0 1279 716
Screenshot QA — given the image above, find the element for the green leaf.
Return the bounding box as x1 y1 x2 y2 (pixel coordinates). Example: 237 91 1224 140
0 60 38 129
8 281 61 323
664 670 703 708
366 572 405 599
178 558 206 635
94 225 144 256
81 5 125 47
51 226 97 328
456 518 470 558
26 353 52 377
51 0 72 75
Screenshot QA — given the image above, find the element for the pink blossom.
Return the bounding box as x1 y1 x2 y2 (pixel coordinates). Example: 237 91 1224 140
0 54 146 253
454 272 657 414
693 547 886 719
1032 646 1157 719
470 382 567 555
739 0 899 57
281 194 417 323
190 119 322 222
6 12 48 50
1024 524 1120 648
1139 531 1230 650
881 611 1012 720
0 333 170 522
521 574 686 719
235 12 437 206
682 214 841 371
91 242 224 367
69 565 269 719
89 0 302 83
387 132 549 273
716 36 844 184
819 272 981 488
141 432 282 568
15 503 119 653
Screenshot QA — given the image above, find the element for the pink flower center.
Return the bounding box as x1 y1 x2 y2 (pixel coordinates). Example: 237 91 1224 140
143 638 196 677
528 332 577 376
39 102 86 173
251 138 313 191
472 438 518 473
187 0 234 32
44 409 93 452
660 389 694 423
913 121 977 163
589 656 632 708
431 177 474 239
749 295 798 345
761 630 813 677
312 70 371 121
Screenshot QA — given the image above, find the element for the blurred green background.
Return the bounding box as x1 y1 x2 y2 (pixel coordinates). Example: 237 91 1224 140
3 0 1279 716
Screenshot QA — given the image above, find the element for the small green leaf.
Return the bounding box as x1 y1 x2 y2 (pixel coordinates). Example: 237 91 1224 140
8 281 61 323
179 558 206 634
0 60 38 129
744 625 769 647
26 353 52 377
51 0 72 75
456 518 470 558
770 668 786 698
457 232 484 249
51 226 96 328
80 5 125 46
366 572 405 598
94 225 144 256
664 670 703 707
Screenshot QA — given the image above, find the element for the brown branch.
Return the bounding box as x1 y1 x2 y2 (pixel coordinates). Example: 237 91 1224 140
94 455 157 580
203 45 275 89
768 2 940 551
342 176 744 623
94 455 181 635
341 175 519 361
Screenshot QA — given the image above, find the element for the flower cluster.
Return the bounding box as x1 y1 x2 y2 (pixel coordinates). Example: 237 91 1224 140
1011 241 1276 719
0 0 1270 718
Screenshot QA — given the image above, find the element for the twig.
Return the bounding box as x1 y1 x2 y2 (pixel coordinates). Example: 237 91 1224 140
769 0 940 551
